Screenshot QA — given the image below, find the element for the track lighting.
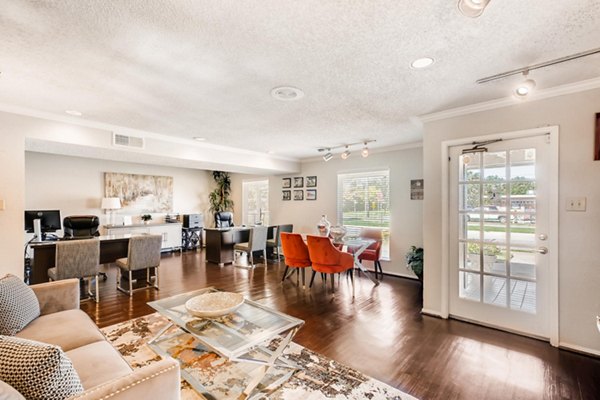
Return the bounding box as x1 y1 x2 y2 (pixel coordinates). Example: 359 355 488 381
317 139 375 162
361 143 369 158
514 70 536 99
458 0 491 18
341 147 351 159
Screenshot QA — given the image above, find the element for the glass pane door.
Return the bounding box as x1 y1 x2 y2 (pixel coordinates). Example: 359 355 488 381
242 180 269 226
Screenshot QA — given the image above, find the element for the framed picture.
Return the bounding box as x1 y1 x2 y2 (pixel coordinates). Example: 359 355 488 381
306 189 317 200
282 178 291 188
293 177 304 188
293 190 304 200
306 176 317 187
411 179 424 200
595 113 600 161
282 190 291 201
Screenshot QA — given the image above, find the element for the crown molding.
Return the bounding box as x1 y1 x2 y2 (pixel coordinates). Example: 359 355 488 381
419 76 600 123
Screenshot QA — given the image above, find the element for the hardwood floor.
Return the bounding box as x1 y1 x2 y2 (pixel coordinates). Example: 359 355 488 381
81 250 600 400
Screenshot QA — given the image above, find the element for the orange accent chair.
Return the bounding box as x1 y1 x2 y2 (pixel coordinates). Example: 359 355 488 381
306 235 355 295
358 228 383 279
280 232 312 287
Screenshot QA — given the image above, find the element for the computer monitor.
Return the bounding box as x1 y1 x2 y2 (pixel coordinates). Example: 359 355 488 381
24 210 62 233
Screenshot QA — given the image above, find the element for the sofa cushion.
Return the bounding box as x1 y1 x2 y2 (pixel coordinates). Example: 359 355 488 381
0 335 83 399
66 341 132 390
0 380 25 400
15 309 105 352
0 274 40 335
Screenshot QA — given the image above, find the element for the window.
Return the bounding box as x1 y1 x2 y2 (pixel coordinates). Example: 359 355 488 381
337 170 390 259
242 180 269 226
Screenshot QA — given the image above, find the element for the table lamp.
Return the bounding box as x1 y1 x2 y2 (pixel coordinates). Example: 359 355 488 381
101 197 121 226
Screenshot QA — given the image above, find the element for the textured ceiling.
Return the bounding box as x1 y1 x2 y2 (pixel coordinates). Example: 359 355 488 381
1 0 600 159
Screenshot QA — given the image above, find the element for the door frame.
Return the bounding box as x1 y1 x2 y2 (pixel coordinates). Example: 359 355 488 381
440 126 559 346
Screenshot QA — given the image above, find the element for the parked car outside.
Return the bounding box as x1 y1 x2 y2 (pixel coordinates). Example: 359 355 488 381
466 206 515 223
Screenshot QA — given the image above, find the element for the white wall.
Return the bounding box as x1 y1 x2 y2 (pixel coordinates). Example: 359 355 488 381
25 152 211 228
231 147 424 277
423 88 600 353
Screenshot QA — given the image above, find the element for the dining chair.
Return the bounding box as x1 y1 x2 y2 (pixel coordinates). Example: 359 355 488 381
358 228 384 279
280 232 311 287
306 235 354 295
116 234 163 296
48 239 100 302
267 224 293 260
233 226 269 267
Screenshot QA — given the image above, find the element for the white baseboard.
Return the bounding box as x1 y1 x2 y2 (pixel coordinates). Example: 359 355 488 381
421 308 444 318
559 342 600 358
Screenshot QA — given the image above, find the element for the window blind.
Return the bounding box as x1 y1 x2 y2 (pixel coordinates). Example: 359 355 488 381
337 170 390 228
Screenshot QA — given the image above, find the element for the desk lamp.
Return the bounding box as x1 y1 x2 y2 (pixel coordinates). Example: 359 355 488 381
101 197 121 226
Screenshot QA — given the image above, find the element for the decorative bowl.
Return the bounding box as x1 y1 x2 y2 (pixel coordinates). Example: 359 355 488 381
185 292 244 318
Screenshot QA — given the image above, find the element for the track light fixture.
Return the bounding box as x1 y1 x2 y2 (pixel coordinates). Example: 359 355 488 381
514 70 536 99
458 0 491 18
341 147 351 160
317 139 376 162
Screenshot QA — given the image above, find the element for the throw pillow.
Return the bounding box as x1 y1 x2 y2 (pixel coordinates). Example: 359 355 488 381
0 380 26 400
0 275 40 335
0 336 84 399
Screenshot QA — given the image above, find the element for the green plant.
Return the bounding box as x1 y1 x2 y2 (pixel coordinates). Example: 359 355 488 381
467 242 501 257
208 171 234 214
405 246 423 278
141 214 152 222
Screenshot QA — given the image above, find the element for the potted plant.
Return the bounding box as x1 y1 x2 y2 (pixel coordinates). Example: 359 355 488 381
406 246 424 282
209 171 234 224
141 214 152 224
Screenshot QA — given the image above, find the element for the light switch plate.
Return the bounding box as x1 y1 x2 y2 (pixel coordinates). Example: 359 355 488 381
566 197 586 211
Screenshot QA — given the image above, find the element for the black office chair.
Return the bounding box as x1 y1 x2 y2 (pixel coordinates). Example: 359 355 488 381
63 215 100 238
62 215 107 280
215 212 234 228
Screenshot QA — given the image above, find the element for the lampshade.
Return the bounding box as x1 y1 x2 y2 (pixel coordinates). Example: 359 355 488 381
101 197 121 210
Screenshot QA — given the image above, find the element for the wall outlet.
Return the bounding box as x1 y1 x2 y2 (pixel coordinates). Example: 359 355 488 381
566 197 586 211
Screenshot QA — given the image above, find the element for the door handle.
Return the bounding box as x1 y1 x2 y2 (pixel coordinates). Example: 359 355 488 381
537 246 548 255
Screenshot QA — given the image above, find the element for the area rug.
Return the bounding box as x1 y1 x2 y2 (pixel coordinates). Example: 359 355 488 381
101 313 417 400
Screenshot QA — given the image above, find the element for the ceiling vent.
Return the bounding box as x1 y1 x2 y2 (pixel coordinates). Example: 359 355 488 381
112 133 144 149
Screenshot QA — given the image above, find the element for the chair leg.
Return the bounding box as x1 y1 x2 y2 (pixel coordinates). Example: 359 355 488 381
350 268 355 298
249 253 254 268
309 271 317 288
377 261 383 280
302 268 306 288
331 273 335 292
263 250 267 264
95 274 99 303
129 270 133 297
154 267 159 290
321 273 326 283
281 266 289 282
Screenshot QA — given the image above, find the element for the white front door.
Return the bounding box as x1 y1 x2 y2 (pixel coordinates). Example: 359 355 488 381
448 133 556 339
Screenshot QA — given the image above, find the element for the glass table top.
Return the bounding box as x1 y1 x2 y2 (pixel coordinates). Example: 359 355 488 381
148 287 304 359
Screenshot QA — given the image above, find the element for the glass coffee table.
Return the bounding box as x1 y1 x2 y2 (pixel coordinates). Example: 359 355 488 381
147 288 304 399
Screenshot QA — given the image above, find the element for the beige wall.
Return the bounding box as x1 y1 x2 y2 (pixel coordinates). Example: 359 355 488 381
25 152 211 229
232 147 424 277
423 88 600 353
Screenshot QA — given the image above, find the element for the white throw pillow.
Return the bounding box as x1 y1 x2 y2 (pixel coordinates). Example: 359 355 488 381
0 275 40 335
0 336 84 399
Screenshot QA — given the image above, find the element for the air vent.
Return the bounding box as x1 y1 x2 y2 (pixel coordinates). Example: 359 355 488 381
113 133 144 149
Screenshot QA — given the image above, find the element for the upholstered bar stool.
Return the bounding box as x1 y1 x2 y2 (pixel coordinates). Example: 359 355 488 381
280 232 311 287
233 226 268 268
48 239 101 302
116 234 163 296
358 228 383 279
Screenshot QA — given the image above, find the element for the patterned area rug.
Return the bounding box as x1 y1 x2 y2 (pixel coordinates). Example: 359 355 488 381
101 313 417 400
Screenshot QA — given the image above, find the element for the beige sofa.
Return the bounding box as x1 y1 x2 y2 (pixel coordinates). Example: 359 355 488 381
14 279 181 399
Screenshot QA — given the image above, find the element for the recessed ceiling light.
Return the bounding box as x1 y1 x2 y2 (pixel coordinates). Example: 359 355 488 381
193 137 206 141
410 57 435 69
271 86 304 101
65 110 82 116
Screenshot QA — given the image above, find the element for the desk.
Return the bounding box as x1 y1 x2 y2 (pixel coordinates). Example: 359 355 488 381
204 228 250 266
29 235 132 285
